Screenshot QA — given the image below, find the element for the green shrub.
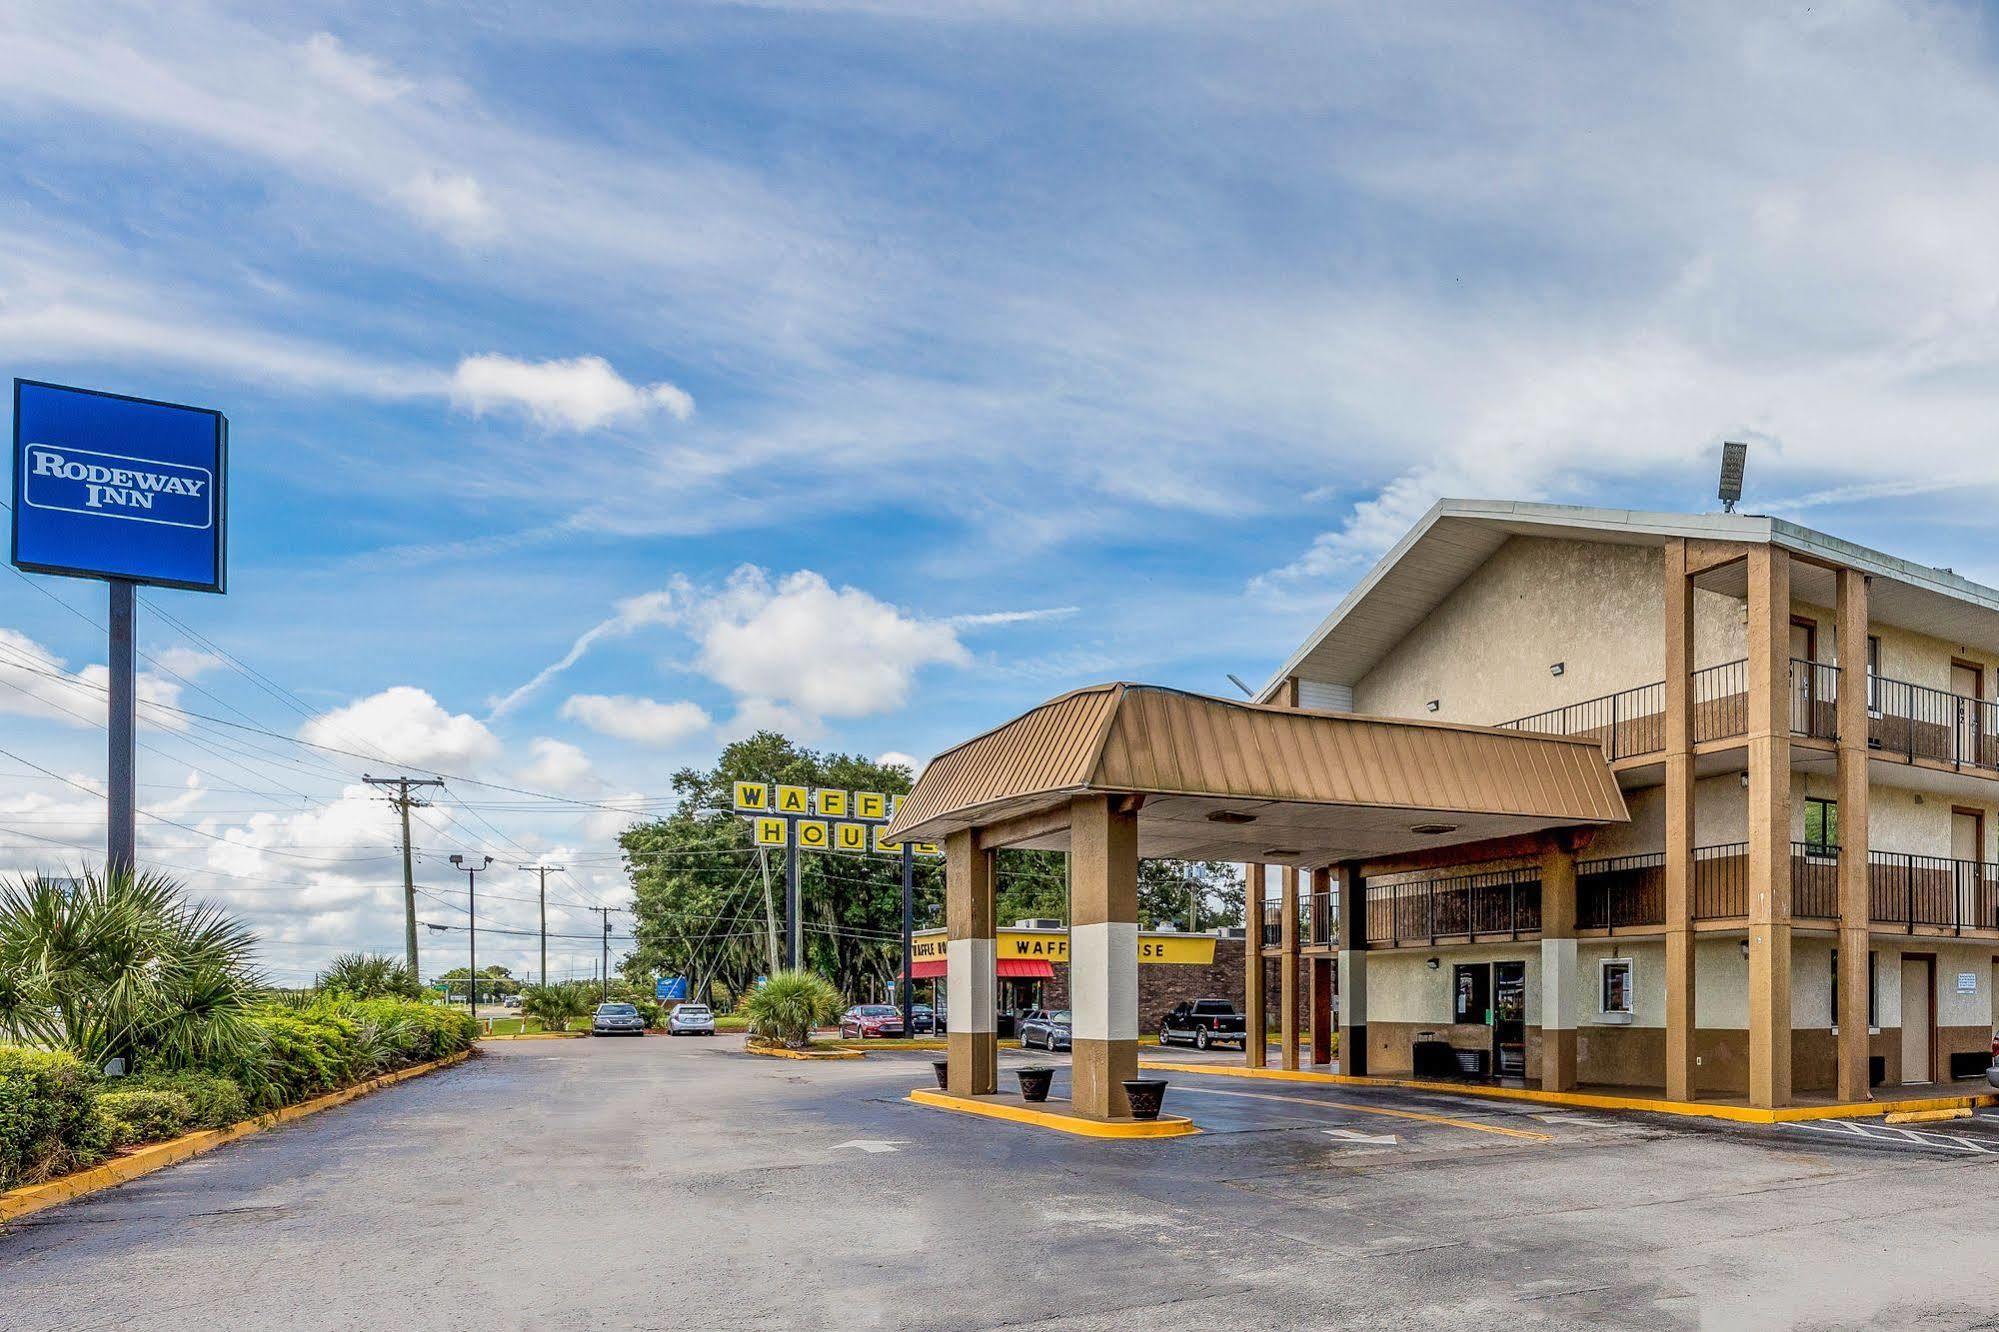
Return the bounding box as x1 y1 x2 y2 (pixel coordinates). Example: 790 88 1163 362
120 1071 248 1130
521 982 595 1033
94 1089 193 1148
0 1046 105 1189
742 971 843 1050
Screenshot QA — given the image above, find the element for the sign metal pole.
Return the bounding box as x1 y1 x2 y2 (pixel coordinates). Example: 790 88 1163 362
785 817 800 972
106 579 136 875
899 842 914 1037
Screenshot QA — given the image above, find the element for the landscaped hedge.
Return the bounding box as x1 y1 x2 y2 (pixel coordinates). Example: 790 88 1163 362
0 1047 106 1190
0 997 480 1191
94 1089 193 1148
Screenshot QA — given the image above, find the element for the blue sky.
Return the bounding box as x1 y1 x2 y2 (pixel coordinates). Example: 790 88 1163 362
6 2 1999 981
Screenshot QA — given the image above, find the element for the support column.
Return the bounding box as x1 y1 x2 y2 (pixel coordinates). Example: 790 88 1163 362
1663 538 1698 1101
1311 865 1335 1066
1070 795 1139 1119
1539 837 1579 1092
1836 567 1872 1102
1279 866 1300 1071
1747 545 1794 1110
945 829 996 1097
1336 863 1367 1076
1243 862 1266 1068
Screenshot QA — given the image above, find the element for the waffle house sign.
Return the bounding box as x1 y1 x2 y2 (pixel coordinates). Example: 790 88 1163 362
910 926 1217 967
731 782 941 858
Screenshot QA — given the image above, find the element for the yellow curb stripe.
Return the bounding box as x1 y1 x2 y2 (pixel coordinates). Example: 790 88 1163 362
0 1049 472 1225
906 1088 1200 1138
478 1032 586 1041
747 1045 865 1060
1138 1060 1999 1125
1170 1084 1552 1141
1883 1107 1974 1124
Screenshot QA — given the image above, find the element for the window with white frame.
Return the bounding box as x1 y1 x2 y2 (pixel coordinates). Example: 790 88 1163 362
1600 958 1633 1016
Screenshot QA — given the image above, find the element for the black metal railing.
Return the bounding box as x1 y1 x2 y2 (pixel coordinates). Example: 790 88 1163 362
1791 840 1840 918
1308 889 1335 948
1576 851 1665 931
1691 841 1748 919
1498 659 1753 759
1869 674 1999 772
1260 896 1281 949
1867 850 1999 933
1364 866 1541 944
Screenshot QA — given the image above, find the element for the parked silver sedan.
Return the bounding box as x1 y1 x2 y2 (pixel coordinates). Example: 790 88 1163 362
590 1002 646 1037
667 1003 716 1036
1017 1009 1071 1051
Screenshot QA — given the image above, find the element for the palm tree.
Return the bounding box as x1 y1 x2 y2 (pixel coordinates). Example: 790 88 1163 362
519 981 595 1033
318 952 419 1000
0 868 263 1072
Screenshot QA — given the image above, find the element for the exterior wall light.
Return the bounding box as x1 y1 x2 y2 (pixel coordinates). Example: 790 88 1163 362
1426 957 1440 970
1426 699 1440 712
1550 662 1565 677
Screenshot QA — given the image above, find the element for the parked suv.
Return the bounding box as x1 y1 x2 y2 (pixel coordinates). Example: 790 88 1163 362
1157 999 1248 1050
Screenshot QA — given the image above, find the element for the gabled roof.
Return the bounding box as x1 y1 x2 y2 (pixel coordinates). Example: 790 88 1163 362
1259 499 1999 701
885 683 1626 866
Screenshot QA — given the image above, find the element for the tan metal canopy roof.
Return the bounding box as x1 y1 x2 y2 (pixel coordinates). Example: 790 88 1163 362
885 683 1627 866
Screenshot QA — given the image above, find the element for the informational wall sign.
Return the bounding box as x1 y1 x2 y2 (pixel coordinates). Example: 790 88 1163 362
1958 971 1978 996
12 380 227 593
731 782 940 857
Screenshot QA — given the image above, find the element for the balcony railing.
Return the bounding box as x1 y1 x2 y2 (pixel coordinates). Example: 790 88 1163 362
1308 889 1334 948
1363 866 1540 945
1575 851 1665 930
1867 850 1999 933
1498 659 1751 759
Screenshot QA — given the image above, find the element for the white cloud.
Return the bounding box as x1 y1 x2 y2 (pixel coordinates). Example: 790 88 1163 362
875 750 922 775
400 170 494 240
487 584 686 719
0 628 190 732
301 686 501 771
517 737 595 790
559 694 711 748
692 567 969 724
300 33 412 105
450 354 695 431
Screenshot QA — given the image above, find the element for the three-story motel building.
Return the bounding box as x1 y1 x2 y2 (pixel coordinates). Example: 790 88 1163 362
888 498 1999 1122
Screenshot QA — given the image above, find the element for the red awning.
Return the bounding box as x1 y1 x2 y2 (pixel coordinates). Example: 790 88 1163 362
908 957 1054 980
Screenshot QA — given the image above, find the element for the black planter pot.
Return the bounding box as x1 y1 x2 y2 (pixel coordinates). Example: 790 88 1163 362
931 1059 950 1089
1016 1066 1055 1103
1122 1078 1168 1121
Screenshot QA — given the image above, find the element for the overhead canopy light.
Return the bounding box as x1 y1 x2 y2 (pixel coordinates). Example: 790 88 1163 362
1409 822 1459 835
1206 810 1257 825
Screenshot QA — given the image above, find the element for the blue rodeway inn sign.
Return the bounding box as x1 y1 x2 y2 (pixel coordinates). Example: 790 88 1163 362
12 379 227 593
11 377 230 875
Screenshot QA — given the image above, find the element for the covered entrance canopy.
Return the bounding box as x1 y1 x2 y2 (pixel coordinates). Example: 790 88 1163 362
886 684 1627 1123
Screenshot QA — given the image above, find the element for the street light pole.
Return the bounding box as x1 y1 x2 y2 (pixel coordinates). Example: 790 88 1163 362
450 855 491 1013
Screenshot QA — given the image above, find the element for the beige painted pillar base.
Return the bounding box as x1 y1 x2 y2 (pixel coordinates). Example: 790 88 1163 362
1540 841 1579 1093
947 1030 997 1096
1072 1037 1136 1119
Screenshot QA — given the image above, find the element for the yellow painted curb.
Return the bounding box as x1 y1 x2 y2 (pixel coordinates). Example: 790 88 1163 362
1884 1107 1974 1125
906 1088 1199 1138
1137 1060 1999 1126
0 1049 473 1225
478 1031 586 1041
746 1043 865 1060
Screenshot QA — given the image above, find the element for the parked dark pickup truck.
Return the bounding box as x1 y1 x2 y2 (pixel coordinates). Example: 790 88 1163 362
1157 999 1248 1051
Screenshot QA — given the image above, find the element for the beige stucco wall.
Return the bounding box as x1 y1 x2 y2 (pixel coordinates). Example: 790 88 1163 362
1368 943 1541 1026
1351 537 1746 724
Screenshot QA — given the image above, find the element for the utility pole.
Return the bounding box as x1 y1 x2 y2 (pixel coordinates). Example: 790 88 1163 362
590 906 614 1001
517 864 563 986
899 842 915 1038
449 855 491 1013
366 775 444 981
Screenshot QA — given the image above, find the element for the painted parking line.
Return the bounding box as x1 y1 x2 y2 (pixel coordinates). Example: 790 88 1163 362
1783 1118 1999 1154
1170 1084 1553 1142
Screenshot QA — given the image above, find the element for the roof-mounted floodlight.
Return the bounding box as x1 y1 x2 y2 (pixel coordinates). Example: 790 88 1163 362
1719 441 1748 513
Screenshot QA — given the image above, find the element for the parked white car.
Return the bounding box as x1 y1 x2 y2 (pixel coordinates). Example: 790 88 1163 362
668 1003 716 1036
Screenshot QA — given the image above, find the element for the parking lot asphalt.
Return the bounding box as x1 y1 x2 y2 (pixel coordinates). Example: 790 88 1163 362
7 1038 1999 1330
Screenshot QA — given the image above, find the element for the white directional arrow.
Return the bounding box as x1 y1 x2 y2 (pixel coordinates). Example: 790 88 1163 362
831 1140 908 1154
1322 1128 1398 1146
